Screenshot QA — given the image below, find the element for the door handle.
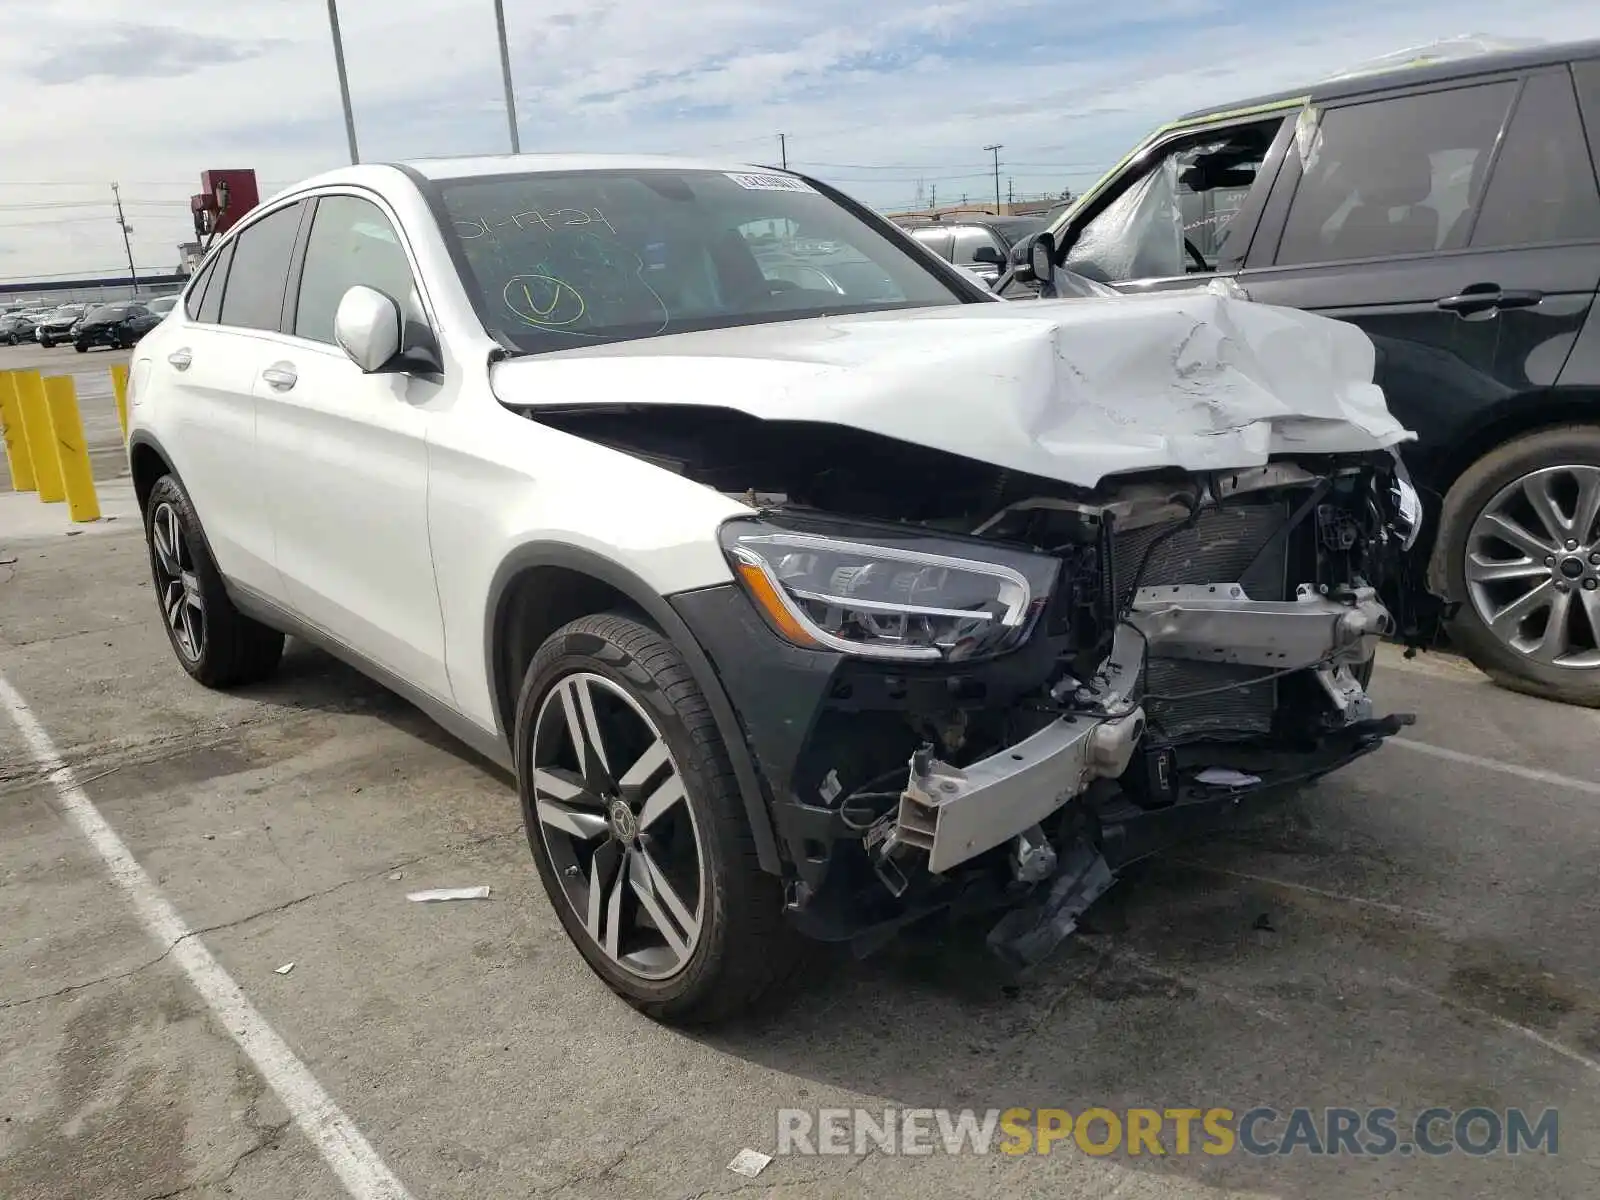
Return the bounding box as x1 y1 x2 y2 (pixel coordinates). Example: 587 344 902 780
261 363 298 391
1436 286 1543 316
167 348 192 370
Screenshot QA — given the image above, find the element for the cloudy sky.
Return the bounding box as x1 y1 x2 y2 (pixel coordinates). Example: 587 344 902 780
2 0 1599 283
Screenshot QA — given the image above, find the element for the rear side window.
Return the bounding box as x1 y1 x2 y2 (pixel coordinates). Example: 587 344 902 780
1471 71 1600 248
195 241 235 325
951 226 1004 265
1276 82 1517 266
910 228 954 260
183 255 218 320
1576 59 1600 171
218 202 306 332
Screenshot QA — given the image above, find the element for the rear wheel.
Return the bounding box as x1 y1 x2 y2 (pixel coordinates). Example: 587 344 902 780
1439 426 1600 707
514 612 802 1024
143 474 285 688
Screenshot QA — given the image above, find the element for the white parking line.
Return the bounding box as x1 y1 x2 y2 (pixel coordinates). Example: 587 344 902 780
0 673 413 1200
1390 737 1600 798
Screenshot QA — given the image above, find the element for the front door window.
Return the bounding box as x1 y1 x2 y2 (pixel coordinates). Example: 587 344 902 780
1063 118 1283 283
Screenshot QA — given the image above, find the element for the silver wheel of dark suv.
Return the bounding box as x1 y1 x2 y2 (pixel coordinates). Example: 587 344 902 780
1442 426 1600 707
1464 465 1600 669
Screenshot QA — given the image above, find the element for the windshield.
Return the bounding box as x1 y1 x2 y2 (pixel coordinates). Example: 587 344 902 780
432 169 968 354
49 305 83 319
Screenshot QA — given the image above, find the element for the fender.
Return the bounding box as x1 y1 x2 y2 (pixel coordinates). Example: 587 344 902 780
484 541 784 875
125 429 231 574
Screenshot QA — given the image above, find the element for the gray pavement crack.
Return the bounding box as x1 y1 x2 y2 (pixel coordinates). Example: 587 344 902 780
135 1117 293 1200
0 829 518 1011
545 1119 672 1197
3 621 134 649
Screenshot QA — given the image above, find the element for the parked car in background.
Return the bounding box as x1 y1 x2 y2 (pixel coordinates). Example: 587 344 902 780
127 155 1416 1023
74 301 161 351
0 312 37 344
1002 37 1600 707
34 304 86 347
901 214 1048 287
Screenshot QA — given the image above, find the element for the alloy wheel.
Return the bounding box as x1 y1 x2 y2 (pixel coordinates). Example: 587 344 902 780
531 671 705 980
1464 464 1600 669
151 501 205 661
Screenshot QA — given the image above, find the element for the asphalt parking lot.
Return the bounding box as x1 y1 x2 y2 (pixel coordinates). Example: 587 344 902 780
3 351 1600 1199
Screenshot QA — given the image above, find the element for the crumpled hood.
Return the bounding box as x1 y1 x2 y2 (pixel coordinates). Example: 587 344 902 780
490 292 1413 489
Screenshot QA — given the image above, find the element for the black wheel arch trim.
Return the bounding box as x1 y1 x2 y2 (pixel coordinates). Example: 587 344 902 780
484 541 784 875
125 430 231 580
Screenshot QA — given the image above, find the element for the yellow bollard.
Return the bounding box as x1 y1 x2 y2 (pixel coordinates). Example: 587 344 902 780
42 375 100 522
14 370 64 504
110 363 130 443
0 370 37 491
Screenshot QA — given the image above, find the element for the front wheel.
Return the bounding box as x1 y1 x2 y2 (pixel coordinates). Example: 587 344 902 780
1439 425 1600 707
143 474 285 688
39 335 51 348
74 342 87 353
514 612 802 1024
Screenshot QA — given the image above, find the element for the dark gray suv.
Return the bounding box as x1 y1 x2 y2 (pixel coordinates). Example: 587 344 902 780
1004 38 1600 707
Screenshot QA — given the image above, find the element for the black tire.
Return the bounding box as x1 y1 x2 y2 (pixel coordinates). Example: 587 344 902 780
39 335 51 348
514 612 802 1024
74 342 87 353
143 474 285 688
1437 424 1600 708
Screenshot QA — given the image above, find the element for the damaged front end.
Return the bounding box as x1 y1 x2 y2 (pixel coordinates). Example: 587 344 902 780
533 404 1419 968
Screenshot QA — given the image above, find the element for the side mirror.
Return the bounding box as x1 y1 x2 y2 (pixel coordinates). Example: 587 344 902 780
1009 232 1057 283
1030 232 1056 283
334 285 402 373
970 244 1005 267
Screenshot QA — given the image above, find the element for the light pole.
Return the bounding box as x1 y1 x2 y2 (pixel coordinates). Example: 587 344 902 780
111 182 138 296
493 0 522 153
984 144 1003 213
326 0 360 164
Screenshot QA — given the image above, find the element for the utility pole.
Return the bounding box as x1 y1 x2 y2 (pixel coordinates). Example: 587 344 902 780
929 182 937 211
777 133 788 169
111 183 138 296
326 0 360 164
493 0 521 153
1007 177 1014 208
984 144 1003 213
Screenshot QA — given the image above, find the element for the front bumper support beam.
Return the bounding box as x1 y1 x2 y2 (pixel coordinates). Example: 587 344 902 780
887 583 1397 877
1125 583 1393 670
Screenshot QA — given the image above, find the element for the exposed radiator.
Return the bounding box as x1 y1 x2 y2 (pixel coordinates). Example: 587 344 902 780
1113 502 1289 742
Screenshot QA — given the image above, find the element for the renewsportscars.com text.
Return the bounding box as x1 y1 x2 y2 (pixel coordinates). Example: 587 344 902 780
776 1106 1559 1158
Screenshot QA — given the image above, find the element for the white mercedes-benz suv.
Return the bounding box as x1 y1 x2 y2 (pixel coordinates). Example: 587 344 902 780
127 154 1421 1023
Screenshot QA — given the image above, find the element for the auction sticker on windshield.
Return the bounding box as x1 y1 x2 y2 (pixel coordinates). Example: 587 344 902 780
725 172 817 192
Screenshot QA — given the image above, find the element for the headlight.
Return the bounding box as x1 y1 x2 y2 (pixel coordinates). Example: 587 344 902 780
720 517 1058 661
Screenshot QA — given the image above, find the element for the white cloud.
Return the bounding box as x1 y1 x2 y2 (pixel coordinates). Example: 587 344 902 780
1 0 1598 280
